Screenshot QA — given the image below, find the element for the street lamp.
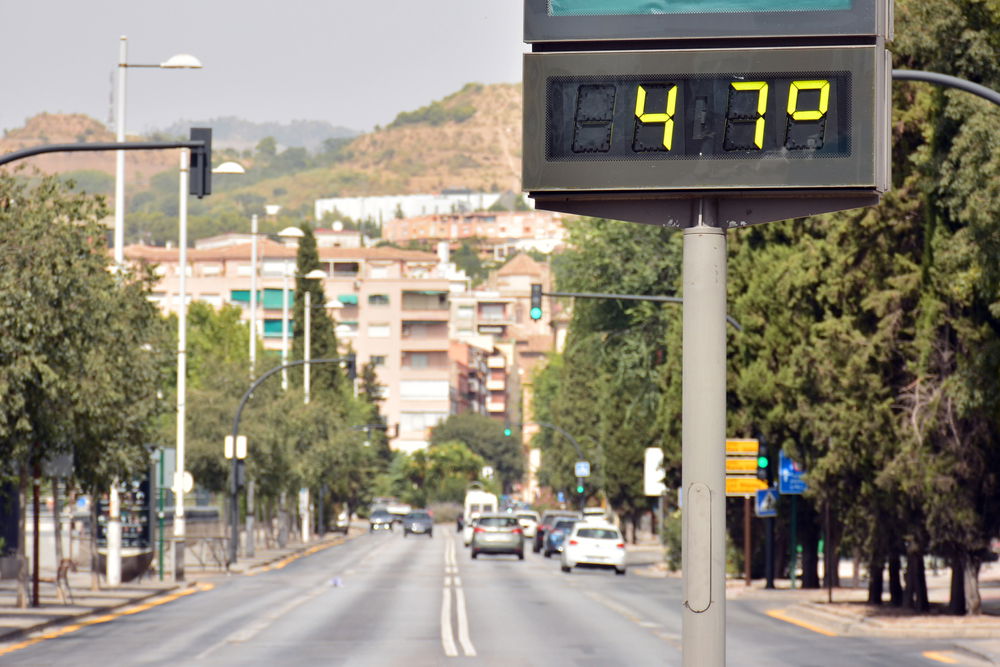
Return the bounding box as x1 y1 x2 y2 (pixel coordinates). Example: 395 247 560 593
113 36 201 266
302 269 328 406
278 226 305 391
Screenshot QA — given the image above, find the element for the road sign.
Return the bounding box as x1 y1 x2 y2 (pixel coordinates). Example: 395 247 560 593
725 439 759 455
755 488 779 518
644 447 666 496
778 451 808 494
725 457 757 474
725 477 768 497
575 460 591 478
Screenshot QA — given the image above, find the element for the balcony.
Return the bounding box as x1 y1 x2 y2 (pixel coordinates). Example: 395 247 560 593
486 399 506 413
485 378 505 391
487 356 506 369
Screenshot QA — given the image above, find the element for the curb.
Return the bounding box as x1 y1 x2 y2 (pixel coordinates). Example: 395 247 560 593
776 602 1000 639
0 582 182 644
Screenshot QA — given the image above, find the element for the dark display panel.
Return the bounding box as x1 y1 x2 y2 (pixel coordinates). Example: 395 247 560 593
547 73 851 161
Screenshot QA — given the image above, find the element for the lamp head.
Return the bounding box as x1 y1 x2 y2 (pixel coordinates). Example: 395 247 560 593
160 54 202 69
212 161 245 175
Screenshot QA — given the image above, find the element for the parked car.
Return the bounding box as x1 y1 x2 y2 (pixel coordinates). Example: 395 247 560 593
561 522 627 575
534 510 582 553
369 509 394 532
470 513 524 560
402 510 434 537
516 511 540 539
543 518 580 558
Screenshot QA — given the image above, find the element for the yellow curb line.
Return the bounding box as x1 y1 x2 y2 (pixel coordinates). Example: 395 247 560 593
765 608 838 637
245 538 343 576
0 582 214 657
921 651 960 664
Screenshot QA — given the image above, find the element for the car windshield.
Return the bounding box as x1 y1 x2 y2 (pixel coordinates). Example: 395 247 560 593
371 511 391 519
552 520 577 531
517 514 537 521
406 512 431 520
576 528 619 540
478 517 518 528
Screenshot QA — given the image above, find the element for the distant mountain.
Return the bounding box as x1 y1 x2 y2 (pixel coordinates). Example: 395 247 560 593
157 117 359 152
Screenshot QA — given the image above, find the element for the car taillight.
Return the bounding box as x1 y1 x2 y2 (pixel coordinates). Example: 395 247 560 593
512 527 522 535
616 542 625 549
474 526 485 533
569 539 578 546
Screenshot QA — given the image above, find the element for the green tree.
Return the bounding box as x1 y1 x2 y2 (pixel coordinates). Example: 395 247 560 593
430 413 523 493
291 224 344 394
0 173 170 605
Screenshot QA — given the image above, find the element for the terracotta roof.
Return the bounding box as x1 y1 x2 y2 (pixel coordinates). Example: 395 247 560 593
497 253 544 277
123 242 438 263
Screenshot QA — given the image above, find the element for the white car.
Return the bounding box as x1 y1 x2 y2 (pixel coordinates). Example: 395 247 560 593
560 522 626 575
516 511 540 539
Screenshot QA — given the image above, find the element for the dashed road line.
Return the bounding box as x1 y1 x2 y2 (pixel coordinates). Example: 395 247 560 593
441 536 476 658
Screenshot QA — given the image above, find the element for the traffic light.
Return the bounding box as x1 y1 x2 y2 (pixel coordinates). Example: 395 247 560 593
529 283 543 320
756 441 772 483
503 424 512 437
189 127 212 198
575 479 585 494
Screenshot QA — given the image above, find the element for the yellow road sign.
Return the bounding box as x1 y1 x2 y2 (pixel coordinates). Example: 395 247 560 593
725 458 757 474
725 476 768 497
725 438 759 455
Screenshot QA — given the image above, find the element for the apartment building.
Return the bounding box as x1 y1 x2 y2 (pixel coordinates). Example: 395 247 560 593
382 210 566 256
127 240 462 453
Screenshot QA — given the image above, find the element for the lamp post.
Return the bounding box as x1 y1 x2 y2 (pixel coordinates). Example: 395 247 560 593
278 226 305 391
300 268 327 542
113 36 201 266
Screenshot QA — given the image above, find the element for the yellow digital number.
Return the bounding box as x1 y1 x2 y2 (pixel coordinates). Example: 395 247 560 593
635 84 678 150
787 80 830 121
730 81 768 149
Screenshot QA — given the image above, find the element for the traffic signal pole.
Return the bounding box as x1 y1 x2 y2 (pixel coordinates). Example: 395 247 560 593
681 201 726 667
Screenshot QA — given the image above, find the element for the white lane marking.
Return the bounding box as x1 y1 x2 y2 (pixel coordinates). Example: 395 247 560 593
196 585 326 659
441 586 458 657
454 586 477 657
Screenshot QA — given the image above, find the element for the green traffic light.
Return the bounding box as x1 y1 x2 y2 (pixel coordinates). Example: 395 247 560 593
757 456 769 468
529 306 542 320
576 485 584 494
504 428 512 437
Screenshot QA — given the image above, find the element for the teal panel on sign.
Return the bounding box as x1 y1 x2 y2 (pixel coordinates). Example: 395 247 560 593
549 0 850 15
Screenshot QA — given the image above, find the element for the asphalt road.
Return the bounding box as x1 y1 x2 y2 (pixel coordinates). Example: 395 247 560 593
1 528 984 666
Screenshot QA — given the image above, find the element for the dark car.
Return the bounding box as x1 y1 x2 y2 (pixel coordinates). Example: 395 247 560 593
402 510 434 537
470 513 524 560
369 509 394 532
534 510 582 553
543 518 579 558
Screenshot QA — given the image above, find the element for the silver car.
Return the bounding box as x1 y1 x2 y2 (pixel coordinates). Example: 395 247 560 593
470 513 524 560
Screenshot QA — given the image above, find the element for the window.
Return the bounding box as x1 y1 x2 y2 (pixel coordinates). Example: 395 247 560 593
370 265 389 279
409 353 428 369
457 305 474 319
400 411 449 432
479 303 506 321
237 264 252 277
198 294 222 308
368 294 390 306
333 262 359 277
368 323 390 338
201 264 221 276
370 355 387 367
400 380 449 400
262 260 290 277
335 321 358 337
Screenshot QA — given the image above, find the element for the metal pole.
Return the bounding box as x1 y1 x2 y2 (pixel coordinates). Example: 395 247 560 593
304 291 312 405
107 481 120 586
32 468 40 606
765 515 775 589
249 214 258 374
229 455 238 564
158 450 164 581
826 500 833 603
744 497 752 587
246 477 255 558
282 270 290 391
790 495 798 589
681 199 726 667
174 149 189 582
113 36 127 266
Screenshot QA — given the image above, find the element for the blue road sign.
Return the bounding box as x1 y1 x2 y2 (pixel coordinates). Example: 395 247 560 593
755 488 778 518
779 451 808 494
557 491 565 503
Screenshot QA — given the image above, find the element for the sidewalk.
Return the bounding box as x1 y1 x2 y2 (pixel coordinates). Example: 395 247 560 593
0 529 356 644
631 539 1000 659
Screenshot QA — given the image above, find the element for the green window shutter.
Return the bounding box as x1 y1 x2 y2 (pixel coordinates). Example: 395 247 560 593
337 294 359 305
231 290 250 303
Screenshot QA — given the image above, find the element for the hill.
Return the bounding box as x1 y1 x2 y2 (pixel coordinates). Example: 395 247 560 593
0 82 524 234
157 116 359 152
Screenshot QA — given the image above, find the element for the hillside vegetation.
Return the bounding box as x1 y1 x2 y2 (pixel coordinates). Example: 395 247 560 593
0 83 523 243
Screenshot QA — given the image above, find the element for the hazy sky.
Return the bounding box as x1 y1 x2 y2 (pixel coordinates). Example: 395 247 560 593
1 1 524 135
